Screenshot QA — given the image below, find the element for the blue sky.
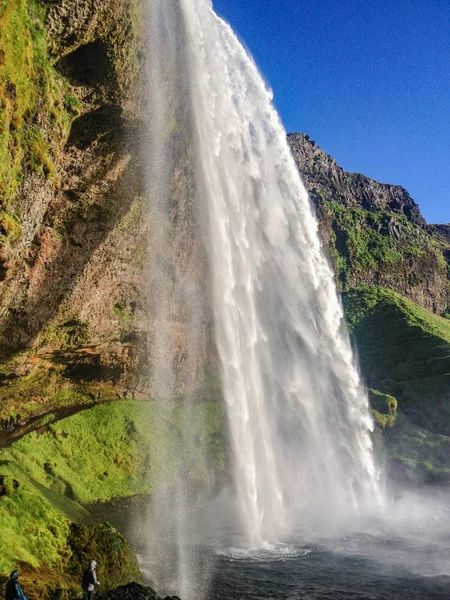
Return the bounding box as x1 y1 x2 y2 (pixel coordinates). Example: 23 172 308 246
213 0 450 224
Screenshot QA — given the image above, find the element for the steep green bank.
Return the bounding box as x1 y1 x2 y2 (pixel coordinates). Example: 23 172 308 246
0 400 227 593
343 286 450 483
344 285 450 433
0 0 74 206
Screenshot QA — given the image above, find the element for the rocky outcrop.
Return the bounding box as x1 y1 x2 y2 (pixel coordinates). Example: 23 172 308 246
288 133 425 224
428 224 450 243
288 133 450 314
97 582 180 600
0 0 212 417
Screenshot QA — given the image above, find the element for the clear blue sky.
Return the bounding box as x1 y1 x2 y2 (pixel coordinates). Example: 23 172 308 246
213 0 450 224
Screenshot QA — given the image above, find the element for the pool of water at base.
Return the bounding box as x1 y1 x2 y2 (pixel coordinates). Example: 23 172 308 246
93 493 450 600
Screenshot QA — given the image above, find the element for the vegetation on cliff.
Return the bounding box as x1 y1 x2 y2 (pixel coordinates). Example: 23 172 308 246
289 133 450 316
344 286 450 482
344 285 450 433
0 0 75 202
320 200 447 291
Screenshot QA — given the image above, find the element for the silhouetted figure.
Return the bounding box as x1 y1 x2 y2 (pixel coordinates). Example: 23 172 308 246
97 393 101 401
82 560 100 600
8 416 14 431
123 390 128 400
5 569 27 600
15 415 20 428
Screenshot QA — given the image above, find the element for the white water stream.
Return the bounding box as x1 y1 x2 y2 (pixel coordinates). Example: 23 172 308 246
144 0 382 595
180 0 382 539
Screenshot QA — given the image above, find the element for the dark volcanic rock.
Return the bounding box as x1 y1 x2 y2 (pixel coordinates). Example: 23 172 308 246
287 133 425 225
428 224 450 244
287 133 450 314
97 582 180 600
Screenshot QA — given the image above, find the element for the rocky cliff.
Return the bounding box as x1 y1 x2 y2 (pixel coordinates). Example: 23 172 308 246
288 133 450 315
0 0 214 422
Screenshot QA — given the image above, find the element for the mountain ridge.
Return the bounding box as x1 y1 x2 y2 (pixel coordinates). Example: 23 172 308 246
288 132 450 315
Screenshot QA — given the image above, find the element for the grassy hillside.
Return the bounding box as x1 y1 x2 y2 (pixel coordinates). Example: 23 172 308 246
343 286 450 483
344 285 450 434
0 400 226 576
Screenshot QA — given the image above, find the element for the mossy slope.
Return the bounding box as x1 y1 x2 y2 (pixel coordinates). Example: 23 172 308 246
344 285 450 434
344 286 450 483
0 399 226 577
0 0 76 205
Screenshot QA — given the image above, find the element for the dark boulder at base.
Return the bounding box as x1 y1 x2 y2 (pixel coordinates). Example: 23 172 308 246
97 582 181 600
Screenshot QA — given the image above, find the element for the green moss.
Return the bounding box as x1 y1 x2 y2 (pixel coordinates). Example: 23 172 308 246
344 286 450 434
67 522 142 592
368 388 398 415
0 210 21 241
324 202 446 288
0 399 227 575
113 304 136 323
372 409 396 430
39 319 91 349
0 468 72 572
0 0 74 212
369 389 398 430
0 366 93 421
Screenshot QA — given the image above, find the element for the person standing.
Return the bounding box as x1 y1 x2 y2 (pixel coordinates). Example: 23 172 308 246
5 570 27 600
82 560 100 599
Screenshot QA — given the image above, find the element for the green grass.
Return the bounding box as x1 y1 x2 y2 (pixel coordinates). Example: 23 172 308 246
384 411 450 484
317 199 447 289
0 399 227 574
0 0 79 219
0 466 73 572
2 400 226 503
344 286 450 434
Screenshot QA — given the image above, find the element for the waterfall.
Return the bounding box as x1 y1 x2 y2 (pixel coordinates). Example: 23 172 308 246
144 0 382 589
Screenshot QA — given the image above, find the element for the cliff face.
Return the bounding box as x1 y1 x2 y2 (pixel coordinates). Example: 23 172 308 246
0 0 213 417
288 133 425 223
0 0 151 415
288 133 450 315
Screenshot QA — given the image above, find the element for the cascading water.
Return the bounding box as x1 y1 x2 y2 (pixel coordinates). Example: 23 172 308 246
179 0 382 541
144 0 382 592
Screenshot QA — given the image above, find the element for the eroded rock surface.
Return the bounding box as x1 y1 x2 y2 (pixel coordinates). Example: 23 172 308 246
288 133 450 314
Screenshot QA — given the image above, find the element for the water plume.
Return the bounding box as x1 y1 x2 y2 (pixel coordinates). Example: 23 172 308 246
179 0 382 542
143 0 382 595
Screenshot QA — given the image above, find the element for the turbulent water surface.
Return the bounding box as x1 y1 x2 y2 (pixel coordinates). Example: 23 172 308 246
104 490 450 600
